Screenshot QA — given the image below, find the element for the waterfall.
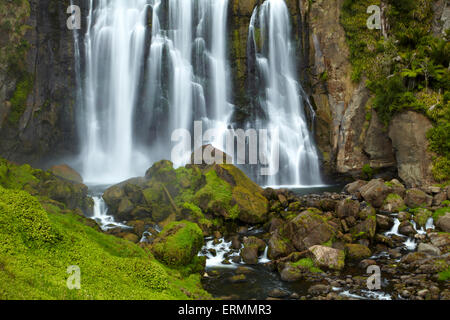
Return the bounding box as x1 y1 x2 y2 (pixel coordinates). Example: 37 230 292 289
247 0 322 187
80 0 149 184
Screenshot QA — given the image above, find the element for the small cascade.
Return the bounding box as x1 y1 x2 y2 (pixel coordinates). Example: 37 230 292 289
258 246 271 263
384 218 401 236
199 238 241 268
92 196 129 231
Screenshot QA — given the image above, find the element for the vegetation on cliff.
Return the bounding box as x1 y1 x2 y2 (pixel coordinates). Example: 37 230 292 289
341 0 450 183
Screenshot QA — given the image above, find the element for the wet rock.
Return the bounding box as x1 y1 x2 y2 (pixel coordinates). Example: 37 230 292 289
231 235 241 250
376 214 394 231
417 243 441 256
309 245 345 271
269 218 284 233
375 234 394 248
345 244 372 261
359 179 390 208
399 221 417 237
359 259 376 269
268 232 294 260
235 266 253 275
268 288 289 298
429 232 450 253
308 284 330 295
279 264 304 282
405 188 432 208
241 236 266 264
412 208 433 228
229 274 247 283
398 211 411 221
351 215 376 240
436 212 450 233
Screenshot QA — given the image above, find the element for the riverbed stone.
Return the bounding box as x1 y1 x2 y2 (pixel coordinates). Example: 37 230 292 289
308 245 345 270
417 243 441 256
405 188 432 208
436 213 450 233
336 199 360 218
359 179 390 208
280 210 336 251
345 244 372 261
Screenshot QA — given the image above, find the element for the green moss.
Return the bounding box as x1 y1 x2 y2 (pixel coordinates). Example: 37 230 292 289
411 207 433 227
433 207 450 222
0 186 209 299
362 164 373 180
438 267 450 281
0 159 40 190
8 73 34 124
151 221 204 267
291 258 323 273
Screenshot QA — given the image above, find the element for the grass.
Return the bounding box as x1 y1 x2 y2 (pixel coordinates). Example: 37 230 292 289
0 186 210 300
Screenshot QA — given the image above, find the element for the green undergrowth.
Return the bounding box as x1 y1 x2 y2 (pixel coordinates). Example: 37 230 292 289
341 0 450 182
291 258 323 273
0 186 209 300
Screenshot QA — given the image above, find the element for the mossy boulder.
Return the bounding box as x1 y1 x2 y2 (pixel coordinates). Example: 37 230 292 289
240 236 266 264
49 164 83 184
345 244 372 261
268 232 295 260
351 214 377 240
151 221 204 267
279 210 336 251
405 188 432 208
382 193 406 213
412 208 433 228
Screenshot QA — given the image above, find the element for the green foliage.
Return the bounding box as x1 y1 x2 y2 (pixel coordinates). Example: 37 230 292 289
362 164 374 180
151 221 204 267
8 73 34 124
291 258 323 273
0 185 209 299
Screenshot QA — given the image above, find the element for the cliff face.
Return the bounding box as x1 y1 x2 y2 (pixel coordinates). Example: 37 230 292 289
0 0 77 166
0 0 447 187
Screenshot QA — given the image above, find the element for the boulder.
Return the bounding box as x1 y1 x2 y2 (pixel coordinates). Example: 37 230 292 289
280 210 336 251
417 243 441 256
344 180 367 199
436 212 450 233
351 215 376 240
398 221 417 237
345 244 372 261
412 208 433 228
376 214 394 231
268 232 295 260
279 264 303 282
308 245 345 270
405 188 432 208
381 193 405 213
336 199 360 218
151 221 204 266
308 284 331 295
49 164 83 184
359 179 390 207
240 236 266 264
386 179 406 198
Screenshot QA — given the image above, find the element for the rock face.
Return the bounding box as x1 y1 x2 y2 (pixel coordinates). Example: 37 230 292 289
0 0 78 164
388 112 435 187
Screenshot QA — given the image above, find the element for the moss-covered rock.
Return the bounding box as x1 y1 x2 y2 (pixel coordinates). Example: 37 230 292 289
279 210 336 251
412 208 433 228
309 245 345 271
49 164 83 184
382 193 406 213
151 221 204 267
345 244 372 261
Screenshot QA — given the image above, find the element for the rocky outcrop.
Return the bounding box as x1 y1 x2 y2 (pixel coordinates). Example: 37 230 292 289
388 112 435 187
0 0 78 165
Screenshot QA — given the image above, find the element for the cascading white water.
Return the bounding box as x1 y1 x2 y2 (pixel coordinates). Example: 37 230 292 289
248 0 322 187
80 0 149 184
143 0 231 167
